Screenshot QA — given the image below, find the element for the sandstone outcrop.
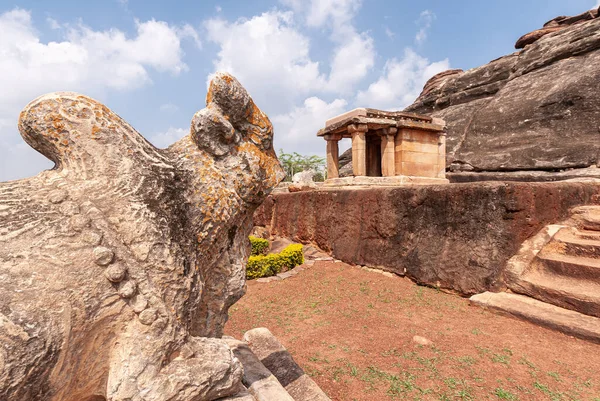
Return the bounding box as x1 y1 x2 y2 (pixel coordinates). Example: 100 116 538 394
0 73 284 400
338 148 353 178
515 8 599 48
404 8 600 176
254 182 600 295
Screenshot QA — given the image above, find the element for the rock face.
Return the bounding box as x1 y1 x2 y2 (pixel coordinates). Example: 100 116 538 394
515 8 599 48
337 148 353 178
254 182 600 295
405 10 600 174
0 73 284 400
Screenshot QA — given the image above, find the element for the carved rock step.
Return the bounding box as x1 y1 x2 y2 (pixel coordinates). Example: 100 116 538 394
570 228 600 241
572 206 600 231
509 270 600 318
535 251 600 280
470 292 600 344
552 228 600 258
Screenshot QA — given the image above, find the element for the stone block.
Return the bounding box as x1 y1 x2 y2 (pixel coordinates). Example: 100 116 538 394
243 328 331 401
470 292 600 344
400 141 440 154
400 129 439 144
401 151 439 165
277 271 294 279
325 108 367 127
400 162 439 177
224 339 295 401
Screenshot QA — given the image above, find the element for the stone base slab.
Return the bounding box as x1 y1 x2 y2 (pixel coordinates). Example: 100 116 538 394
470 292 600 344
324 175 449 187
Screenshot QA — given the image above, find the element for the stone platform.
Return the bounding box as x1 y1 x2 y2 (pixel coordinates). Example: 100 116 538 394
323 175 449 187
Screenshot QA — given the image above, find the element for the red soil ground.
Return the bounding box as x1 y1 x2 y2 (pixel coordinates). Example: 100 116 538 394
225 261 600 401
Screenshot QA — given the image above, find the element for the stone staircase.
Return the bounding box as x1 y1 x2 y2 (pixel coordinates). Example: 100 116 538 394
471 205 600 343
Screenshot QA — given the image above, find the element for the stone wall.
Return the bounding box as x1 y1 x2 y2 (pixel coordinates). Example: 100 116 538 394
254 182 600 295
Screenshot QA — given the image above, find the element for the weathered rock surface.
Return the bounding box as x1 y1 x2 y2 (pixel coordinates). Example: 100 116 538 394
254 182 600 295
338 148 353 178
292 170 315 184
224 339 294 401
0 73 284 400
243 328 331 401
405 10 600 174
503 207 600 319
515 8 599 48
288 170 317 193
448 167 600 183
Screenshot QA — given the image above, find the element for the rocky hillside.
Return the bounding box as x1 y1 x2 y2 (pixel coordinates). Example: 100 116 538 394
404 7 600 177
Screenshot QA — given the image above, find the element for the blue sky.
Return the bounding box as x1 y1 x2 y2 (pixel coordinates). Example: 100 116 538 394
0 0 598 181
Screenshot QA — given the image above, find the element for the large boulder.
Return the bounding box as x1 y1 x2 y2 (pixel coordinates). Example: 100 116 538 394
337 148 353 177
0 73 284 400
405 9 600 174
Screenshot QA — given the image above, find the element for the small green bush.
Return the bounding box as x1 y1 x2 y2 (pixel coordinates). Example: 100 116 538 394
246 243 304 280
249 236 269 256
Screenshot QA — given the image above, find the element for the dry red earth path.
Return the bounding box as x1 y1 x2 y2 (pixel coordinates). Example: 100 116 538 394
226 261 600 401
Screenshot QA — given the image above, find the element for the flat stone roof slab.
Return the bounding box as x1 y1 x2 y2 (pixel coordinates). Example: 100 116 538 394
319 108 444 137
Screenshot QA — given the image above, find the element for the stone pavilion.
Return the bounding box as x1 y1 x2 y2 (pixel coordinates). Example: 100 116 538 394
317 108 448 185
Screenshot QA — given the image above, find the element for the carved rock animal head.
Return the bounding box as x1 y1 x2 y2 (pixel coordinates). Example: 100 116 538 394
1 73 284 400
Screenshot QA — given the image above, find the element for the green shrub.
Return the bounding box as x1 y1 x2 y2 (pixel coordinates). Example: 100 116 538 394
249 235 269 256
246 243 304 280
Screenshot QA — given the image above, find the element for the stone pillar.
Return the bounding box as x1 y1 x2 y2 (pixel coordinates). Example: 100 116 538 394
381 127 397 177
349 124 368 176
324 134 340 179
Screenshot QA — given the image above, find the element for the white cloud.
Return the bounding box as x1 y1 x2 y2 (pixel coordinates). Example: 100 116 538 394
0 8 197 181
159 103 179 113
207 0 374 103
357 48 450 110
415 10 435 44
205 11 326 114
385 27 395 39
284 0 361 32
205 1 447 158
177 24 202 49
272 97 347 154
46 17 60 30
327 31 374 93
64 19 190 83
283 0 374 93
148 127 188 149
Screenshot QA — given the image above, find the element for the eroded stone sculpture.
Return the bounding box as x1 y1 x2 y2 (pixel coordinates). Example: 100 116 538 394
0 73 284 400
